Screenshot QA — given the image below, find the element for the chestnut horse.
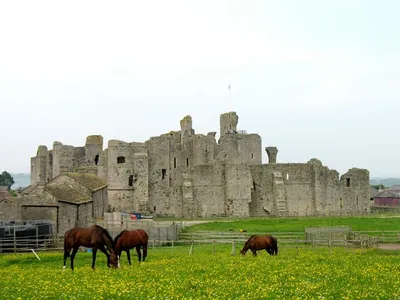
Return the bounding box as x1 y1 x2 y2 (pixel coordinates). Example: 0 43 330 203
63 225 118 271
114 229 148 265
240 235 278 256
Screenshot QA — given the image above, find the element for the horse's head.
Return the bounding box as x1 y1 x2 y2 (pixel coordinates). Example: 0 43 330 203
240 249 246 256
108 252 119 268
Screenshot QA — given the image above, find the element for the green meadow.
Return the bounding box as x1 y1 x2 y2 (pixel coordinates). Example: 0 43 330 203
1 245 400 299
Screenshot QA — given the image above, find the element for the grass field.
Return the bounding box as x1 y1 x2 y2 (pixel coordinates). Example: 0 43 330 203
1 245 400 299
181 215 400 233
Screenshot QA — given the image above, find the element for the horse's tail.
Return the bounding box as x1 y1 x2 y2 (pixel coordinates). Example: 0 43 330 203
63 230 71 257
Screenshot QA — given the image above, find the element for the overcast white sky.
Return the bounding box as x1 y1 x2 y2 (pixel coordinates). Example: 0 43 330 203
1 0 399 178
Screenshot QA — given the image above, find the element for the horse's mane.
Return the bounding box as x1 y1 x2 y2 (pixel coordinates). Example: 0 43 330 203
114 230 128 244
94 225 115 247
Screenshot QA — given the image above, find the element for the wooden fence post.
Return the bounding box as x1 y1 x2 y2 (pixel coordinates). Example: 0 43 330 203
231 240 236 256
153 240 155 251
13 228 16 253
171 240 174 253
189 240 194 255
212 239 215 255
329 238 332 255
36 225 39 249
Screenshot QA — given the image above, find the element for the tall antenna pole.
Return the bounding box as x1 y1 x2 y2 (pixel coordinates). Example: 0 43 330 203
228 82 231 111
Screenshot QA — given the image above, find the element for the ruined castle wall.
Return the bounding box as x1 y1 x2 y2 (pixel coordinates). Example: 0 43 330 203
225 164 252 217
323 170 341 214
217 134 261 165
338 169 370 214
192 165 225 217
46 150 53 183
147 135 172 215
30 146 48 185
220 111 238 136
52 142 75 177
107 140 148 212
96 149 108 181
249 165 272 216
30 157 40 186
249 164 315 216
238 134 262 165
84 135 103 167
276 164 315 216
192 134 217 166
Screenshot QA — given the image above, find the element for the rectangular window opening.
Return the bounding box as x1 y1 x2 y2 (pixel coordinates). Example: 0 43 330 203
251 153 254 159
186 158 189 167
129 175 134 186
346 178 350 187
162 169 166 179
173 157 177 169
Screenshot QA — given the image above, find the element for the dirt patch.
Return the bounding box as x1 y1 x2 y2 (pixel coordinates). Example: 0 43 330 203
377 243 400 250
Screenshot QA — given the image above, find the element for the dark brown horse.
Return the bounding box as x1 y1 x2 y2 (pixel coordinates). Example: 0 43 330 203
114 229 148 265
63 225 118 271
240 235 278 256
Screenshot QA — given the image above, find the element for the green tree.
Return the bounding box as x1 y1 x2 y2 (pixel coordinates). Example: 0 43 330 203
0 171 15 190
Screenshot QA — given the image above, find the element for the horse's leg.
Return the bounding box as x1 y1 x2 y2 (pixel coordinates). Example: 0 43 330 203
92 247 98 270
142 243 147 262
126 250 132 265
252 249 257 257
135 246 142 262
63 248 71 269
98 246 111 267
70 247 79 271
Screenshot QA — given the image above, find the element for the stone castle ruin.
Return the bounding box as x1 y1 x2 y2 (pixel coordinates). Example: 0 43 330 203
23 111 370 222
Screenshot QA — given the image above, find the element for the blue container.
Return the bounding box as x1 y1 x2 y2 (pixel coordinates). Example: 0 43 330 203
86 248 92 253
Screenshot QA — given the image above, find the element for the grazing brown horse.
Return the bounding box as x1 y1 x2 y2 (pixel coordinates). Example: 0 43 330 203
240 235 278 256
114 229 148 265
63 225 118 271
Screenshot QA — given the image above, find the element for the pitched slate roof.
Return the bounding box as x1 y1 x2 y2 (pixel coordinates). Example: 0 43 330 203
46 184 91 204
374 190 400 199
66 173 107 191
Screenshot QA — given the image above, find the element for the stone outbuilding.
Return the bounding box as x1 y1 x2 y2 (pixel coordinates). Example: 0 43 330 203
3 173 108 235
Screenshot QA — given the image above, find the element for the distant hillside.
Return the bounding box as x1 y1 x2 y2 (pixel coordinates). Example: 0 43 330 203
370 178 400 188
10 173 30 189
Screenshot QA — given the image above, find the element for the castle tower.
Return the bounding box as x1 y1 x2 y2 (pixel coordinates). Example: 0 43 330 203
180 115 193 141
30 145 48 185
265 147 278 163
220 112 238 136
85 135 103 166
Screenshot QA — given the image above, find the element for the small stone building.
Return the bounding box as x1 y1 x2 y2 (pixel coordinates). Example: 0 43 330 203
4 173 108 235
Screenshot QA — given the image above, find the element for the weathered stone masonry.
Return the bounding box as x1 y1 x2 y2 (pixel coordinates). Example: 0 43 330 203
28 111 370 218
